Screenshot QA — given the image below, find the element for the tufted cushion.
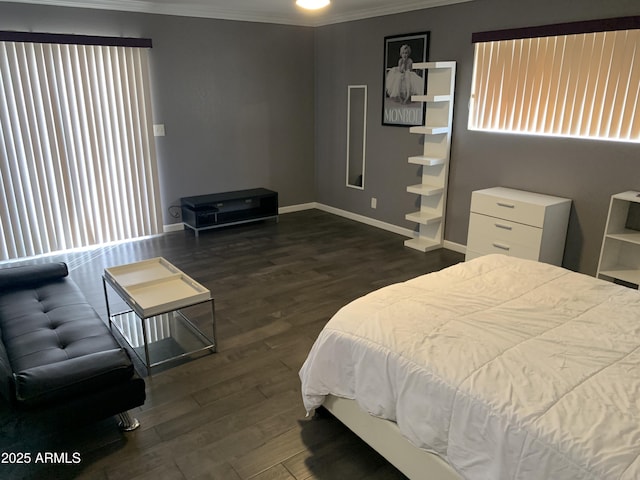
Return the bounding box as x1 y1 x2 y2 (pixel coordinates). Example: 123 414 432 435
0 280 122 373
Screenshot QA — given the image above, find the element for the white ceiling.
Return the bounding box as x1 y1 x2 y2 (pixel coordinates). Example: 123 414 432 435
1 0 475 27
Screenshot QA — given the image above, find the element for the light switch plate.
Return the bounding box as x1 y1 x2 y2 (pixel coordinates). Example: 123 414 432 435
153 124 165 137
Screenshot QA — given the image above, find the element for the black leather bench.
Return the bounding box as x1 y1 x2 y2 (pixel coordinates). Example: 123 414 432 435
0 262 145 429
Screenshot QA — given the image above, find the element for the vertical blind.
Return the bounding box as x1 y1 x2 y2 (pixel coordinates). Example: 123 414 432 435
469 20 640 143
115 312 172 348
0 38 162 261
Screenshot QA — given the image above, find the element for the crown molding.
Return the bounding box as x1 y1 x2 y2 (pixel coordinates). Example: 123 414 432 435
313 0 474 27
0 0 475 27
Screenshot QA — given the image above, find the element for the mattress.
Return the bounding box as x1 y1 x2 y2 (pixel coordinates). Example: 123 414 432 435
299 254 640 480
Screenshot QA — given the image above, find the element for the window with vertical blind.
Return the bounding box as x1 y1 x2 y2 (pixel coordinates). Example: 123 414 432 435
0 32 162 261
468 16 640 143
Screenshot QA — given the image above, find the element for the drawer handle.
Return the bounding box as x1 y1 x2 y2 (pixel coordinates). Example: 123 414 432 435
497 202 515 208
495 223 513 230
492 242 510 251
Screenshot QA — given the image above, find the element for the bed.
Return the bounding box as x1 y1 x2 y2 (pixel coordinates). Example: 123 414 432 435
299 254 640 480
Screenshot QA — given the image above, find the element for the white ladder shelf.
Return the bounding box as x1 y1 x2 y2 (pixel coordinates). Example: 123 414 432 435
404 61 456 252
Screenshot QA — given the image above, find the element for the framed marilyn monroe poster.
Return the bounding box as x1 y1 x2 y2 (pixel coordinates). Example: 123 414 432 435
382 32 430 127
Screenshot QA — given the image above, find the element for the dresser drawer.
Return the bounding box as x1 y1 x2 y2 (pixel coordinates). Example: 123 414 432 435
467 213 542 260
471 189 548 227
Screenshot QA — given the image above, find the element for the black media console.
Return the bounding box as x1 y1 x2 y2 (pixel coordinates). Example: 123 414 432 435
181 188 278 237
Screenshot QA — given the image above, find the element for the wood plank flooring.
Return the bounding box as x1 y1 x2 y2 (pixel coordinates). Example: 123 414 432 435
0 209 463 480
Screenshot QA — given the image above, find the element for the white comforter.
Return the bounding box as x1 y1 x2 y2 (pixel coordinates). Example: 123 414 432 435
299 254 640 480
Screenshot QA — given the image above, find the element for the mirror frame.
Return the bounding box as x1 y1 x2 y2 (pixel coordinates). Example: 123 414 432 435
346 85 367 190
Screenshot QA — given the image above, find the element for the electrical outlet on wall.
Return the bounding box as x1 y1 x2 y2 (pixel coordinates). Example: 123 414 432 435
371 197 377 209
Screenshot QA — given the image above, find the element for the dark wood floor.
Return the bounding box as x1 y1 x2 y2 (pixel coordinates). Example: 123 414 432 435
0 209 463 480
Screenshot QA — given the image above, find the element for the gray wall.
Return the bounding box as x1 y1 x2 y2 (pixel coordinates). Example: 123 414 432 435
315 0 640 275
0 2 316 225
2 0 639 275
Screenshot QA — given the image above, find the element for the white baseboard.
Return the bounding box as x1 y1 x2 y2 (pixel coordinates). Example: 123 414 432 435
279 202 316 214
314 203 414 237
164 223 185 233
314 203 467 254
162 203 315 232
164 202 468 256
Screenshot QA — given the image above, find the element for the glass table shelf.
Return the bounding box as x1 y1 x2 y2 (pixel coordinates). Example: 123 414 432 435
110 309 215 370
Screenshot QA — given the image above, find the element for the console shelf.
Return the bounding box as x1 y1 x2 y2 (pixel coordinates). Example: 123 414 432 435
181 188 278 237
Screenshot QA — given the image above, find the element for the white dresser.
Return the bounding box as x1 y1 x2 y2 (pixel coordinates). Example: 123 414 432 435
465 187 571 265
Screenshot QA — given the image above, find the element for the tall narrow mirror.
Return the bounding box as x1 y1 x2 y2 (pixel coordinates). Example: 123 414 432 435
346 85 367 189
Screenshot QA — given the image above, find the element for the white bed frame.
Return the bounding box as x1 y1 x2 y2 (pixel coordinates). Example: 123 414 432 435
323 395 462 480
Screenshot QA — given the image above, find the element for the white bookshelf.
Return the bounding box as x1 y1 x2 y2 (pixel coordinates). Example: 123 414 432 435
404 61 456 252
597 191 640 287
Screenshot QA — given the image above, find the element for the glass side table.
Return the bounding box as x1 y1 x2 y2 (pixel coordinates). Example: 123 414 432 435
102 257 216 374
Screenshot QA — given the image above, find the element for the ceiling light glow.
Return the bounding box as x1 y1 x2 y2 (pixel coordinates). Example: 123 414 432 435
296 0 330 10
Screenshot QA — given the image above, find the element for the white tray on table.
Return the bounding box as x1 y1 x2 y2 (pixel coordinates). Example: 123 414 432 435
104 257 210 318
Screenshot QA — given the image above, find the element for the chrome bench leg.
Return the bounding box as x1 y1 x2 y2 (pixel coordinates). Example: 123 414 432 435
117 411 140 431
